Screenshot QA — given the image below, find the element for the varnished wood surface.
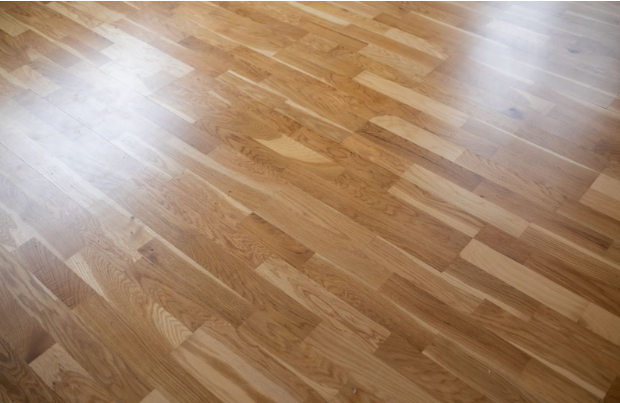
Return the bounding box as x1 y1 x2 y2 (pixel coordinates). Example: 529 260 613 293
1 1 620 402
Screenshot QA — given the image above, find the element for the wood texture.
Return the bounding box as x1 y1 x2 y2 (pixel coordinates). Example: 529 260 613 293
1 2 620 402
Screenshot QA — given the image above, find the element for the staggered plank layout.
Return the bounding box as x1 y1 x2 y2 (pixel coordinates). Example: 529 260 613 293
2 1 620 402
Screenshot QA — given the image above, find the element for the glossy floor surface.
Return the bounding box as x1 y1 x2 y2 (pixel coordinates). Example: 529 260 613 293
2 1 620 402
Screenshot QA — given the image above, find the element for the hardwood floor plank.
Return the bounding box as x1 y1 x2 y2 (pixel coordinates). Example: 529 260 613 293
354 71 469 126
304 323 443 403
0 335 64 403
29 343 118 403
380 273 531 377
299 254 435 351
257 257 390 352
471 301 620 398
402 164 529 237
445 256 541 321
461 240 589 321
518 358 602 403
374 333 492 403
390 178 483 237
0 245 151 402
371 115 465 162
256 184 392 288
172 325 302 403
15 239 94 310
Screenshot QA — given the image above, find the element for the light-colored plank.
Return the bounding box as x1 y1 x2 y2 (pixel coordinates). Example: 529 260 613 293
461 240 589 321
371 115 465 161
354 71 468 127
402 164 529 237
389 178 483 237
256 257 390 352
590 173 620 202
579 304 620 347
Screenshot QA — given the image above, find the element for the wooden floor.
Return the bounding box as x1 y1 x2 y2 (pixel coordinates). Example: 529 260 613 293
3 1 620 402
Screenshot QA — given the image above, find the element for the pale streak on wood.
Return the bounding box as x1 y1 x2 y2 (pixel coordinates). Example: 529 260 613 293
256 257 390 352
0 201 41 251
148 231 244 299
286 1 351 26
456 150 566 208
360 44 434 77
148 95 199 124
183 169 254 216
255 135 336 164
389 180 482 237
9 65 60 97
167 138 280 198
367 237 483 314
590 173 620 202
0 128 106 209
475 118 597 173
527 223 620 272
256 185 392 288
341 134 413 175
518 359 601 403
511 87 555 114
284 100 353 133
65 248 193 349
330 1 381 19
29 343 94 388
580 188 620 222
384 28 449 59
578 304 620 347
354 71 468 127
486 20 550 45
442 270 534 322
111 133 184 179
0 12 29 35
371 115 465 161
172 326 302 403
403 164 529 237
506 340 606 399
306 323 442 403
140 389 173 403
461 240 589 321
86 197 155 262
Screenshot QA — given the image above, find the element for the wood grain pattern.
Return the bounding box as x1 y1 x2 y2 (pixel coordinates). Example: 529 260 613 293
2 2 620 402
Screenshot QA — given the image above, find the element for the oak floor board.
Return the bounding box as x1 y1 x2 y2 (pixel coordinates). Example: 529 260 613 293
445 256 541 321
304 323 443 403
0 281 56 365
0 245 151 403
15 238 94 310
524 251 620 318
171 325 302 403
373 332 493 403
461 239 590 321
403 164 529 237
2 2 620 402
473 179 615 255
471 301 620 398
380 273 532 378
357 121 485 191
197 317 317 403
29 342 120 403
423 335 542 403
136 237 256 330
0 335 65 403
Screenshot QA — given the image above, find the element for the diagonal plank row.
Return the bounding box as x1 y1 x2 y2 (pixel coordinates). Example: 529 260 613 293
1 1 620 402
